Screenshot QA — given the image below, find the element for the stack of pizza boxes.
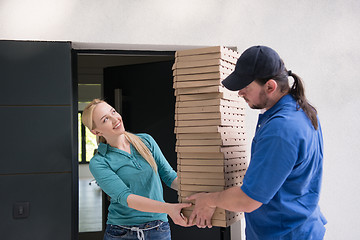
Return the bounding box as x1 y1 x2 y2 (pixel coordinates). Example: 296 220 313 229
173 46 249 227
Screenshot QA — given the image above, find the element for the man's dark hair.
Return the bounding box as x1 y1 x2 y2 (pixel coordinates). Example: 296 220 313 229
255 68 319 130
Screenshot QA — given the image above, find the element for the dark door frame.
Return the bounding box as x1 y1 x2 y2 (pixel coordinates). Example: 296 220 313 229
0 40 78 240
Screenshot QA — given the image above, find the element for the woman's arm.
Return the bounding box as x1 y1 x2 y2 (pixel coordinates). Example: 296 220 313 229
127 194 191 226
170 177 179 191
140 134 178 188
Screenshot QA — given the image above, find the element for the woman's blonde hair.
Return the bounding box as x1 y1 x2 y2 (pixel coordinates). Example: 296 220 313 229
82 99 157 172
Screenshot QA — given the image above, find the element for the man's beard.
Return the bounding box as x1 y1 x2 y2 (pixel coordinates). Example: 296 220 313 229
249 89 268 110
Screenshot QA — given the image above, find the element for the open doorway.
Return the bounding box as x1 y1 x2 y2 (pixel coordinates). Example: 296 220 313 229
76 50 175 240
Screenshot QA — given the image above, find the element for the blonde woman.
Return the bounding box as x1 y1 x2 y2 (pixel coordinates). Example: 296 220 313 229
82 99 190 240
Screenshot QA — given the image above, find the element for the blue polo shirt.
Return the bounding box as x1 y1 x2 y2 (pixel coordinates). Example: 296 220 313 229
89 133 177 226
241 94 327 239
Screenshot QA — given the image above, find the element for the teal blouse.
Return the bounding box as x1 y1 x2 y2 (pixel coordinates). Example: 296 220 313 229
89 133 177 226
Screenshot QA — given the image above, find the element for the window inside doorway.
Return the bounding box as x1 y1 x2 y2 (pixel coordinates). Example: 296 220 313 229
78 112 98 163
78 84 101 164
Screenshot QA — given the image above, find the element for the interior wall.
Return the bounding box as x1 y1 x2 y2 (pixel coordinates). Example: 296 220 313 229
77 55 175 85
1 1 360 239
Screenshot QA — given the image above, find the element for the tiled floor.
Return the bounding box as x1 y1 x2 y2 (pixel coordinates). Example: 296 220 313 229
79 178 103 232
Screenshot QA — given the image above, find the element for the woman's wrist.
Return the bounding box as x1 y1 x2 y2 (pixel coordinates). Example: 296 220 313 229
163 202 174 215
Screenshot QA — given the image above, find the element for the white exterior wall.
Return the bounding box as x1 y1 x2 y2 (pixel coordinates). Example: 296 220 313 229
1 0 360 239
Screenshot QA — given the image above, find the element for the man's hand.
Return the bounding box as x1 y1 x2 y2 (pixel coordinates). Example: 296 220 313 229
187 192 217 228
167 202 192 227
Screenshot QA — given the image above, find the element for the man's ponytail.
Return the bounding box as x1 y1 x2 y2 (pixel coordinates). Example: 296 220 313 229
288 71 318 130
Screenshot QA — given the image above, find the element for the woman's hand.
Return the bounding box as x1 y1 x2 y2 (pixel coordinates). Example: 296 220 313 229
127 194 195 227
166 203 192 227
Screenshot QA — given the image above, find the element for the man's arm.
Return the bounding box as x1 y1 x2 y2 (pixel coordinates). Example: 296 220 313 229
187 186 262 228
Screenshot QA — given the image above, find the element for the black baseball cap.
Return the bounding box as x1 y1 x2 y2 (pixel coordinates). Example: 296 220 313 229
222 45 284 91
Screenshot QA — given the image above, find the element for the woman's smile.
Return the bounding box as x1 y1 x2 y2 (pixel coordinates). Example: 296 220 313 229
113 122 122 129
